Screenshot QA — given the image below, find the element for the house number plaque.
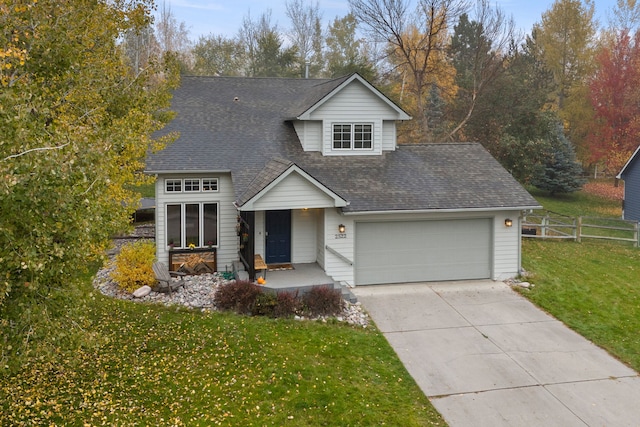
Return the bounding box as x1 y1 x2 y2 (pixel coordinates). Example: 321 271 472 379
334 233 347 239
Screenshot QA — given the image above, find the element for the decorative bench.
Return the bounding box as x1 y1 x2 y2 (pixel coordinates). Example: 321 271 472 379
254 254 267 279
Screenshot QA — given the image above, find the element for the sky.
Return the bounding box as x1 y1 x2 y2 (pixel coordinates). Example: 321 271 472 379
161 0 619 42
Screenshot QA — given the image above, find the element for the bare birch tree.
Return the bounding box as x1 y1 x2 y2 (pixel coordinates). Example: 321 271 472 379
448 0 519 140
285 0 324 76
349 0 469 140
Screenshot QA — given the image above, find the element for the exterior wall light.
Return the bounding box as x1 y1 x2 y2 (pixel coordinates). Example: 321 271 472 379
338 224 346 233
504 218 513 227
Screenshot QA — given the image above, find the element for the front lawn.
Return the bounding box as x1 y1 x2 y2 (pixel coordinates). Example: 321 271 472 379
522 239 640 371
0 280 445 426
522 181 640 372
528 183 622 218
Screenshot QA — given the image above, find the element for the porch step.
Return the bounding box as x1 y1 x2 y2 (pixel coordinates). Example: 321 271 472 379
334 281 357 304
261 282 357 304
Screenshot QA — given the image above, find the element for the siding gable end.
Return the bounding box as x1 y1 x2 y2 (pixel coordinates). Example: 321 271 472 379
240 165 348 211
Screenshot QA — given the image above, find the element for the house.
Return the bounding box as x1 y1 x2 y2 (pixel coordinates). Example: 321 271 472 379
617 146 640 222
144 73 540 286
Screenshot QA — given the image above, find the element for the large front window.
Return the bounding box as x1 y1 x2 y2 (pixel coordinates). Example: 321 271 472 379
166 203 218 248
332 123 373 150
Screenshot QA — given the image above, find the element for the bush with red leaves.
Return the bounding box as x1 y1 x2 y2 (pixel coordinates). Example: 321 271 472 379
302 286 343 316
214 280 261 314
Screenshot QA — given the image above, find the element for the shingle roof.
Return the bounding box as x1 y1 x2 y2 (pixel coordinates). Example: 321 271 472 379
146 75 539 212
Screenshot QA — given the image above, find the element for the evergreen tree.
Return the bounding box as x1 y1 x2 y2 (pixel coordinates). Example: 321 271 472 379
531 123 586 194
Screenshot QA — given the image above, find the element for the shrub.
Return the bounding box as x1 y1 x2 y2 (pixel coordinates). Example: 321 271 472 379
274 290 300 318
302 286 343 317
214 280 261 314
111 240 156 293
252 292 278 317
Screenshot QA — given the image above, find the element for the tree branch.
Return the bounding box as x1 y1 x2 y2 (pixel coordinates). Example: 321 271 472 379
2 142 71 162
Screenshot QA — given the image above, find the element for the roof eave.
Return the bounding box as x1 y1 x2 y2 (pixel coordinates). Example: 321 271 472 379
341 205 542 216
144 169 232 175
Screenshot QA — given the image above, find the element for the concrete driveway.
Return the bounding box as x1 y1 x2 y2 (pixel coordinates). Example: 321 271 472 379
352 280 640 426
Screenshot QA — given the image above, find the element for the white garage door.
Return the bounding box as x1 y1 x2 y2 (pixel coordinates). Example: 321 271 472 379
355 219 492 285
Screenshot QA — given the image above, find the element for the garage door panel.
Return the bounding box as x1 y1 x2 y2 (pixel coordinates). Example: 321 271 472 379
355 219 491 285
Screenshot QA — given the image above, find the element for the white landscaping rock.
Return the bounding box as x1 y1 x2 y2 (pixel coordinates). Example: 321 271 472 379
133 285 152 298
94 225 370 327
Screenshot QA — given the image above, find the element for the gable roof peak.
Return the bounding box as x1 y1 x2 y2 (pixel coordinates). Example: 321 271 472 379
618 144 640 178
296 72 411 121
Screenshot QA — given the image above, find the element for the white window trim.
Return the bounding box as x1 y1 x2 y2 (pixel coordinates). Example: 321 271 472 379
183 178 201 192
332 122 374 151
202 178 219 192
166 202 219 249
165 177 219 193
165 179 182 192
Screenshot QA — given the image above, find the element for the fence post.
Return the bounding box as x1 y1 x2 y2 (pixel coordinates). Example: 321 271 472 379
541 215 547 238
576 216 581 243
635 222 638 248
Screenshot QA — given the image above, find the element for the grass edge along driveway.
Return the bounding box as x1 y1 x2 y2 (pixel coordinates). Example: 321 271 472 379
521 241 640 372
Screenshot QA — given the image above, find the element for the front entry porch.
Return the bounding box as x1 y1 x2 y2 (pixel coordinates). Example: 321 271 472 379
262 262 333 289
260 262 357 303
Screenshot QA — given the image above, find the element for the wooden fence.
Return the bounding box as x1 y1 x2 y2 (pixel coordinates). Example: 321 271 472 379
522 210 639 247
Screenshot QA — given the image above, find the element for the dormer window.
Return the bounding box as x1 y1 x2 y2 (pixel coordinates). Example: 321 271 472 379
333 123 373 150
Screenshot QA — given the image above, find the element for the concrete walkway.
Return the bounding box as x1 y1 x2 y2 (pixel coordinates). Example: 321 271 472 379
352 281 640 426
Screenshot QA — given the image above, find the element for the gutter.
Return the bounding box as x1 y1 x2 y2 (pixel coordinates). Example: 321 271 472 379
341 205 542 216
143 169 232 174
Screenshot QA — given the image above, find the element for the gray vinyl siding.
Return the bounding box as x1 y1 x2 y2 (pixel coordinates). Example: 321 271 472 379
492 213 522 280
622 159 640 221
292 121 322 152
307 80 401 156
248 172 337 211
382 120 397 151
323 210 355 284
292 209 318 263
254 211 265 258
317 210 325 268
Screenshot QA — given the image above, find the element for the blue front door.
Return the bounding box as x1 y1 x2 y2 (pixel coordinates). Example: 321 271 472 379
265 210 291 264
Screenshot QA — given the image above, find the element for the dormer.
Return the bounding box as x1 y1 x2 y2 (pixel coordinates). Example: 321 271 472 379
292 74 411 156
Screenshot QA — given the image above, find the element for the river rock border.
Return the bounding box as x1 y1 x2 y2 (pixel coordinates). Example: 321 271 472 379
93 226 369 327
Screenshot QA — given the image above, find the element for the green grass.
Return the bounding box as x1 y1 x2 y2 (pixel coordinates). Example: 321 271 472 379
521 186 640 372
527 186 636 241
528 186 622 218
522 239 640 370
127 180 156 198
0 280 445 426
